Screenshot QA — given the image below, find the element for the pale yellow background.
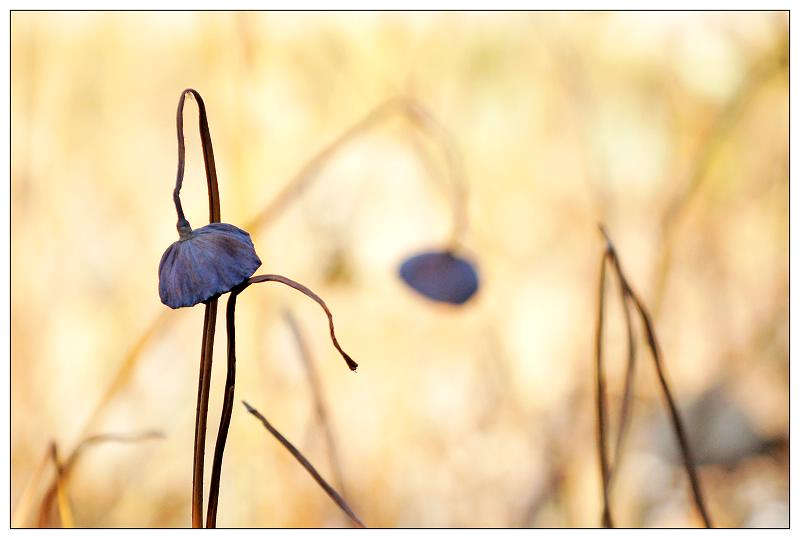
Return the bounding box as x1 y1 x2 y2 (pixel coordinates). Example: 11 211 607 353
11 11 788 528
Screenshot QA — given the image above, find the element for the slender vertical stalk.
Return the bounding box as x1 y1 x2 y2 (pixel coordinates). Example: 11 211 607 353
610 271 637 480
175 89 222 528
206 291 240 528
594 249 614 528
193 301 217 528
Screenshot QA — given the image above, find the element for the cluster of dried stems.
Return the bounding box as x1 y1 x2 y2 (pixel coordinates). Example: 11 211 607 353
594 225 712 528
170 90 363 529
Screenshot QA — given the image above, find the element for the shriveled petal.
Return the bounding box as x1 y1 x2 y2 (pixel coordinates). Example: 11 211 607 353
158 223 262 309
398 250 479 305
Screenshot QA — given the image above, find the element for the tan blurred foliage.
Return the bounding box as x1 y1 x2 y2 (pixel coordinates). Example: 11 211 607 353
11 11 787 528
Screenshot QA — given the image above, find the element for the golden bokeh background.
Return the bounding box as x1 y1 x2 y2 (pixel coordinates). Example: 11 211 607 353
11 11 788 528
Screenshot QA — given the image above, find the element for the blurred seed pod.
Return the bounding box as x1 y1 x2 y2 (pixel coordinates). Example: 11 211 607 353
398 250 479 305
158 223 262 309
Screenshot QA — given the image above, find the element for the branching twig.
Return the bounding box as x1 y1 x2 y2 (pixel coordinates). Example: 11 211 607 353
242 401 365 528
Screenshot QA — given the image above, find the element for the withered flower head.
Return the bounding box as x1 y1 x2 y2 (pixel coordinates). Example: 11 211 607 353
158 222 262 309
399 250 479 305
157 89 261 309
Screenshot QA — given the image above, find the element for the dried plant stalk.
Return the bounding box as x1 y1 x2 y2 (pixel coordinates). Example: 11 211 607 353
205 292 239 528
284 310 349 499
242 401 365 528
594 249 614 528
610 263 637 480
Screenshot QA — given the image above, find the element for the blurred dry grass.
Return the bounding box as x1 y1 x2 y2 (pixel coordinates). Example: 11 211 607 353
11 11 788 528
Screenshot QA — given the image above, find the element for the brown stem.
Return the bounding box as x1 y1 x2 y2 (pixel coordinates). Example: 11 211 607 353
174 88 221 229
610 268 637 481
242 401 366 528
600 225 713 528
594 249 614 528
176 88 223 528
193 300 217 528
206 292 240 528
243 275 358 371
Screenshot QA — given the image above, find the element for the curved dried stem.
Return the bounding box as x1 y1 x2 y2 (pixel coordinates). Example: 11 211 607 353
243 275 358 371
242 401 366 528
246 97 469 249
174 88 221 230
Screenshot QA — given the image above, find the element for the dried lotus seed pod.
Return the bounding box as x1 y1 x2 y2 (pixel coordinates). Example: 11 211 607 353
158 222 262 309
398 250 479 305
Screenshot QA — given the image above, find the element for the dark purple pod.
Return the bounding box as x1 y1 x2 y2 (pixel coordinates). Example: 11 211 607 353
398 250 479 305
158 223 262 309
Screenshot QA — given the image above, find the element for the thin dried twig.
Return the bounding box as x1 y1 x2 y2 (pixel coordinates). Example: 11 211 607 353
242 401 365 528
599 225 713 528
284 310 348 497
